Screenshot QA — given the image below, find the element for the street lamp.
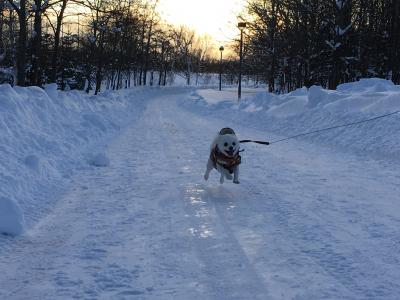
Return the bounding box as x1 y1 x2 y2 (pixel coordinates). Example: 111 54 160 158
238 22 246 101
219 46 224 91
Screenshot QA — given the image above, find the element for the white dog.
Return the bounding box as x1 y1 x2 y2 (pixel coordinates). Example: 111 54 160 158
204 128 241 184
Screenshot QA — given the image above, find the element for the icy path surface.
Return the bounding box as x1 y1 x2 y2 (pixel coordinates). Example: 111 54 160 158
1 89 400 299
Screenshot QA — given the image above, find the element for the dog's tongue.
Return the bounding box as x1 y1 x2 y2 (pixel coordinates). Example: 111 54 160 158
226 150 234 156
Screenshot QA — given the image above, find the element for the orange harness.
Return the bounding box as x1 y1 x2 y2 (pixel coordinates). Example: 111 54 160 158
210 146 241 174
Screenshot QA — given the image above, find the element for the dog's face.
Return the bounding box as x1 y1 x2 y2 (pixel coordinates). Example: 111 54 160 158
217 134 239 157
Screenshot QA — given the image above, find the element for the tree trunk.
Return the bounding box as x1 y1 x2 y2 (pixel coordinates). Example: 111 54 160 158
0 1 4 57
186 54 191 85
390 0 400 83
143 21 153 86
330 0 352 89
138 21 146 85
15 0 27 86
268 0 277 92
50 0 68 83
95 32 104 95
158 42 165 86
30 0 43 86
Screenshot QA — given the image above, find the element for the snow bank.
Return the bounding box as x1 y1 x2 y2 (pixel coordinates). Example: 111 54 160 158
0 84 169 235
186 78 400 160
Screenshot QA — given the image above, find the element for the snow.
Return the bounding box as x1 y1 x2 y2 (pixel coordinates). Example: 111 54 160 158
189 78 400 160
0 197 24 236
335 24 352 36
336 0 345 9
196 87 266 105
89 153 110 167
325 40 342 50
0 83 175 235
1 79 400 299
24 154 41 172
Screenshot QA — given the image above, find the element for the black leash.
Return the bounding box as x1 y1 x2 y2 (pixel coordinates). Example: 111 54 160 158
239 139 270 145
240 110 400 146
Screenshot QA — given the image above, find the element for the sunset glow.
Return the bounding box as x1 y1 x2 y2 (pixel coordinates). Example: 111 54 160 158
157 0 247 47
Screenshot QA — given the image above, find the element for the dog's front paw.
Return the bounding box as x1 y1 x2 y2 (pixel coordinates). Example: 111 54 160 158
220 176 224 184
204 173 209 181
233 179 240 184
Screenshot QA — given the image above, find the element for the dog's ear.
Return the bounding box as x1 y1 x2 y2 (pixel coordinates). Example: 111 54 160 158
220 128 236 135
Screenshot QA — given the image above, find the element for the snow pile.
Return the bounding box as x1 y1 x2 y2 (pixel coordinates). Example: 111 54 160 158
0 197 24 236
0 84 167 235
186 78 400 160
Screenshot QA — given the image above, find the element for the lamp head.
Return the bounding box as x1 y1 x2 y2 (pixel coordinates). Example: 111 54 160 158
238 22 247 29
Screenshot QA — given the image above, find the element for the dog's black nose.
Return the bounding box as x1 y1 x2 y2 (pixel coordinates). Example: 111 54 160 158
229 146 233 150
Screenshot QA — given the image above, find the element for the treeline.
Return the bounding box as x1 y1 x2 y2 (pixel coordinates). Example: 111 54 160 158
0 0 225 92
241 0 400 92
3 0 397 94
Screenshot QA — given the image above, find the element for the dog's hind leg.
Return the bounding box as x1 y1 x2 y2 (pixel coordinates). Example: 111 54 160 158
220 174 224 184
233 166 240 184
204 159 214 181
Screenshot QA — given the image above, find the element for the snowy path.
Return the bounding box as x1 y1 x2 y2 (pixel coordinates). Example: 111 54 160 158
1 89 400 299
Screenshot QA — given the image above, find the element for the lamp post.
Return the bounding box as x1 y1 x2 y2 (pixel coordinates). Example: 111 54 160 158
219 46 224 91
238 22 246 101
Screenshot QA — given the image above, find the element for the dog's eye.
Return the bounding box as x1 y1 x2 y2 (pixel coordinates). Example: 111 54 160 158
232 142 236 146
224 142 228 147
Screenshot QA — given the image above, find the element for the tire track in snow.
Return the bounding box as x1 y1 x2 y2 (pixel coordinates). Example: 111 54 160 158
183 184 270 300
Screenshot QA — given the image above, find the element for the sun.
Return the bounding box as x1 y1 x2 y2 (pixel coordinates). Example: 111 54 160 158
157 0 247 47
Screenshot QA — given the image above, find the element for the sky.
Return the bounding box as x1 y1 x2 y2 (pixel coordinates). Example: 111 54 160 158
157 0 247 53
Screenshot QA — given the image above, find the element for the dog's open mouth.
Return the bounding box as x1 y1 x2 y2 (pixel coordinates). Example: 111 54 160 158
225 149 235 156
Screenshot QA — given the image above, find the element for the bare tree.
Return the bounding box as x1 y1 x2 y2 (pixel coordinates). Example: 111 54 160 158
390 0 400 83
6 0 28 85
45 0 69 83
